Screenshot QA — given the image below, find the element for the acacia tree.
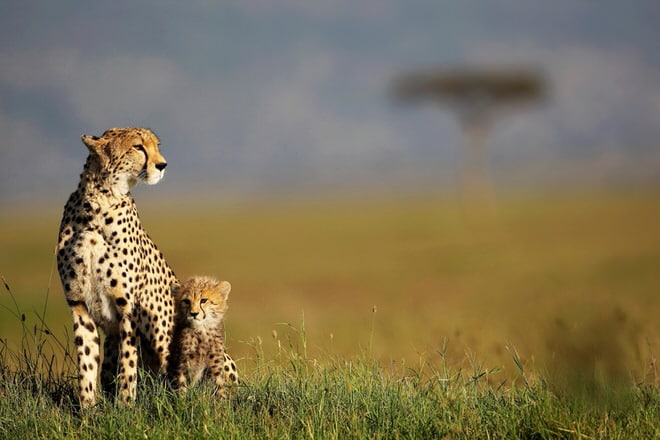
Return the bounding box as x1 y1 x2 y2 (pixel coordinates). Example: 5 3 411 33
391 67 545 206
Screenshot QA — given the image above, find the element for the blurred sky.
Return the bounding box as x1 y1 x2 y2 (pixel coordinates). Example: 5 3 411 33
1 1 659 208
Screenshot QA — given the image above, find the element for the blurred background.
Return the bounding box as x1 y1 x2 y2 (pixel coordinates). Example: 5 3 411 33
0 1 658 386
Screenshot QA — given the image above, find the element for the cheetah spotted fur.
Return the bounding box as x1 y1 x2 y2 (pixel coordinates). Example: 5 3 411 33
57 127 177 407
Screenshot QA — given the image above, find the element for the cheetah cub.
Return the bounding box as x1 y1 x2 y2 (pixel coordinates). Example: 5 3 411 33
169 276 238 397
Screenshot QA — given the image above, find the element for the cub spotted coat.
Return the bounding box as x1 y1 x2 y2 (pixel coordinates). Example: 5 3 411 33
169 276 238 397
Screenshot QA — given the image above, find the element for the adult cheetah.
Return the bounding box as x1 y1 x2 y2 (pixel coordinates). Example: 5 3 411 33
168 276 239 397
57 127 177 407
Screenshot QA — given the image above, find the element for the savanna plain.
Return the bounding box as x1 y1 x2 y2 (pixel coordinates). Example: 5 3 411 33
0 189 658 439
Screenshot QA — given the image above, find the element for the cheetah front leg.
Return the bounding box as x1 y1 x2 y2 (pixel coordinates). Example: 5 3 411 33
169 348 191 394
116 310 139 405
153 323 173 376
69 302 101 408
208 348 233 398
173 366 190 394
101 332 119 398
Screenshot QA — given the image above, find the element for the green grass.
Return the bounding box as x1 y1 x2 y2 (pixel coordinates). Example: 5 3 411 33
0 189 659 438
0 292 657 439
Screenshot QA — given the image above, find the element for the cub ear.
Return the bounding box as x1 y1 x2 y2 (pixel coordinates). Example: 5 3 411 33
218 281 231 299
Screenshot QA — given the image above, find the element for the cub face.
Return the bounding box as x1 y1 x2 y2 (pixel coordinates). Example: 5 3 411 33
174 277 231 329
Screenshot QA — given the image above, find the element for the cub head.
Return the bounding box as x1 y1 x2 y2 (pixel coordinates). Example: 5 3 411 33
174 276 231 328
81 127 167 193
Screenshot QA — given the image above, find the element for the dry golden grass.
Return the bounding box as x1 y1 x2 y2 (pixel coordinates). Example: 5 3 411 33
1 189 658 386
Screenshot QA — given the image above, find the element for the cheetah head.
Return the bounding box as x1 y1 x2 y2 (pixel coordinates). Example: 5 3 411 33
81 127 168 194
174 277 231 329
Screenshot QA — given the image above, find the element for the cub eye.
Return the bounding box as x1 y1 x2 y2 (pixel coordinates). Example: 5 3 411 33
181 299 191 306
200 298 208 304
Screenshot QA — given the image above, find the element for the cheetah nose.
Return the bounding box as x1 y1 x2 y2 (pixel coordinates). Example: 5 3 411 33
189 312 199 319
155 162 167 171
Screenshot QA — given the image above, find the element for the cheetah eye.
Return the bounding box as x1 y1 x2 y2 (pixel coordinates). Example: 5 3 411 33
181 299 191 306
200 298 208 305
133 144 146 154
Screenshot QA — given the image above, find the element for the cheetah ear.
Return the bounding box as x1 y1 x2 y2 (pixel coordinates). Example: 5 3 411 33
171 284 182 298
81 134 111 164
81 134 106 150
218 281 231 299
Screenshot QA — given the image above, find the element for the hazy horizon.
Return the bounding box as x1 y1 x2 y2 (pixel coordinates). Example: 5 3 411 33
2 1 659 210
